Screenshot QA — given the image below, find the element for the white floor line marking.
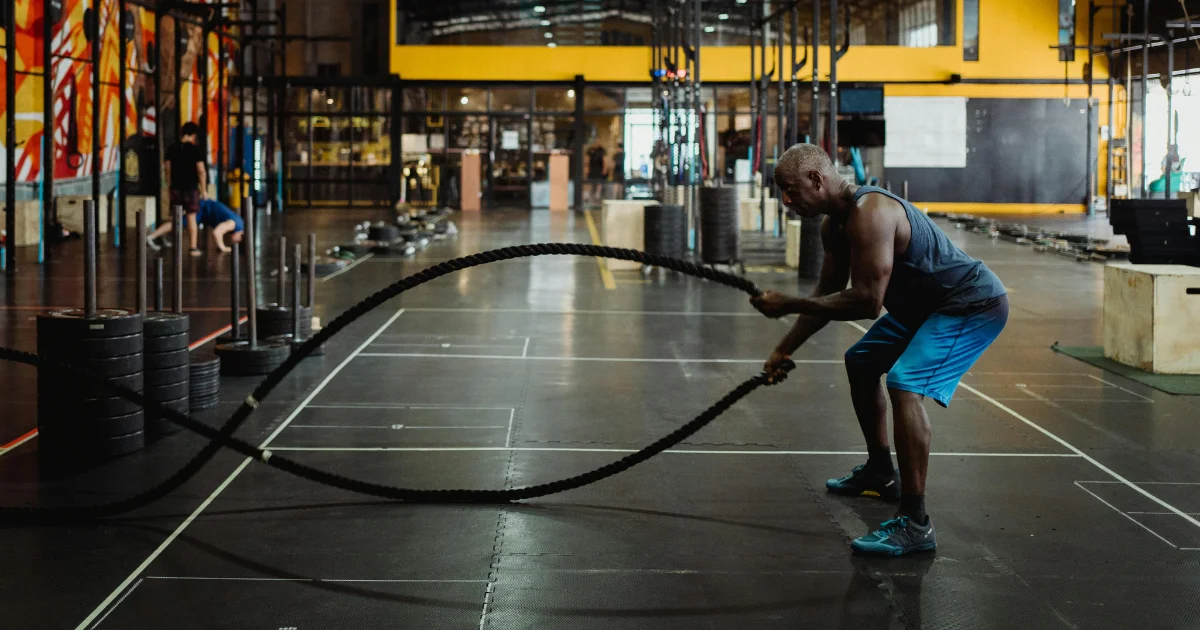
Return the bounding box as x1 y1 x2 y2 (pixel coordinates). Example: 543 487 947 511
369 343 524 349
358 353 841 364
76 307 408 630
1085 374 1155 402
963 383 1200 530
1073 482 1178 548
1078 481 1200 486
478 581 495 630
1127 511 1200 516
522 337 530 357
307 404 515 410
845 321 870 334
88 578 143 630
267 446 1079 456
290 425 507 430
319 252 374 282
142 576 488 583
74 458 252 630
505 409 515 448
1012 384 1113 389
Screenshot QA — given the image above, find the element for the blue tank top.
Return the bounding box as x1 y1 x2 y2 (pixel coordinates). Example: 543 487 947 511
850 186 1006 322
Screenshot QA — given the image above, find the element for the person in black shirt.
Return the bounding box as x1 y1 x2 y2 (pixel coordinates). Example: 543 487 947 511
611 143 625 183
152 122 208 256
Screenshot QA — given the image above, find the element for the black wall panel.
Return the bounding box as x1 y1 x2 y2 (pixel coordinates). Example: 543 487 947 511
886 98 1088 205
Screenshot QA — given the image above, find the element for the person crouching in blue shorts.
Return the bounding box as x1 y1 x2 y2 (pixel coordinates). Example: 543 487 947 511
148 199 244 254
750 144 1009 557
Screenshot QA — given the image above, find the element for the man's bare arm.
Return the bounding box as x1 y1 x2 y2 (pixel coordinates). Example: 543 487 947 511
776 197 896 321
774 218 849 355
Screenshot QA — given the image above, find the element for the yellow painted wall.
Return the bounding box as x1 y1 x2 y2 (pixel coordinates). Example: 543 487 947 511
391 0 1106 84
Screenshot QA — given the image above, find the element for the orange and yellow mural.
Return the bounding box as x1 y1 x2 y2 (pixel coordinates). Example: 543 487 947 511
2 0 234 187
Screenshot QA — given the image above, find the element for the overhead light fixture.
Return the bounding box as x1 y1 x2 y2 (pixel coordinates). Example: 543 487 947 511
460 96 469 105
544 32 553 38
547 42 557 48
718 13 729 20
735 0 746 3
704 26 715 33
540 19 551 26
567 89 575 98
533 5 545 12
326 98 334 105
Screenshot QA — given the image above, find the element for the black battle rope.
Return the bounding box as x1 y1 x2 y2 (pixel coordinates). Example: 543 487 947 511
0 244 795 524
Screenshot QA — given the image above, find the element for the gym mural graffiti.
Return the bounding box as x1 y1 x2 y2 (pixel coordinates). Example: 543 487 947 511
1 0 231 188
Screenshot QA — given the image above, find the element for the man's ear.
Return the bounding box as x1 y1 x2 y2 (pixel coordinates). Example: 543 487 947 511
808 169 822 191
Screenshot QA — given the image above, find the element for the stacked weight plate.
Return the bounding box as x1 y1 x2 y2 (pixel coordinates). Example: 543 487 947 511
368 223 400 242
189 355 221 412
142 312 190 438
36 308 146 463
215 339 291 376
699 187 740 264
256 304 313 338
643 204 688 259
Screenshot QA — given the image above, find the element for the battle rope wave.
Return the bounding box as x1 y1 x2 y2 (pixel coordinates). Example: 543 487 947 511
0 244 795 524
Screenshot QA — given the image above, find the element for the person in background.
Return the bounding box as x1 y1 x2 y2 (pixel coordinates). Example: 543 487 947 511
152 121 207 255
147 198 243 253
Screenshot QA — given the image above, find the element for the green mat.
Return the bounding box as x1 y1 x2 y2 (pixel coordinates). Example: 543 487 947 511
1051 344 1200 395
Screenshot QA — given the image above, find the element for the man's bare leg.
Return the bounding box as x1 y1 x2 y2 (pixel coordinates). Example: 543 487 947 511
888 388 931 523
210 220 233 253
187 213 201 255
827 359 900 499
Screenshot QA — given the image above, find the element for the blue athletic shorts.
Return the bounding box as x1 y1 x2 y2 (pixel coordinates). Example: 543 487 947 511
844 296 1009 408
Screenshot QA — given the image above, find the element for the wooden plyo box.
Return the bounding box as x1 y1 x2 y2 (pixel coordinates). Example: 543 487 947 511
1103 263 1200 374
601 200 654 271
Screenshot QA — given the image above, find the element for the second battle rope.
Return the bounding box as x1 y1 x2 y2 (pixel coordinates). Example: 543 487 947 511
0 244 794 523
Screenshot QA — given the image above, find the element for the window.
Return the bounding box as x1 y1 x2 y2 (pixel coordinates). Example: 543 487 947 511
963 0 980 61
900 0 938 49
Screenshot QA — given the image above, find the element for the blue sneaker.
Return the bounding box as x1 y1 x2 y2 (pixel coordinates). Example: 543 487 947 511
825 463 900 500
851 516 937 556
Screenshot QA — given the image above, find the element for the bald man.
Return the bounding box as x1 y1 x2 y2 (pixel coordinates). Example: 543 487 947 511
750 143 1008 556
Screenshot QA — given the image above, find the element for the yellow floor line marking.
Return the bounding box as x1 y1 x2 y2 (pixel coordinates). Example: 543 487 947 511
583 210 617 290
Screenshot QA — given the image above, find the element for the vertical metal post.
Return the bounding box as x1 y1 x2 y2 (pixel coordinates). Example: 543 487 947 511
693 0 701 183
291 244 301 340
172 205 184 313
279 4 289 211
789 8 799 147
277 235 286 306
4 0 16 275
119 0 128 243
828 0 839 164
201 21 210 198
155 258 164 312
777 10 785 159
218 29 227 203
174 14 182 143
244 196 258 348
749 5 757 179
42 0 53 264
306 233 316 307
92 0 102 243
1164 37 1173 199
1106 46 1115 203
759 7 767 228
84 201 98 317
1139 0 1148 197
230 233 241 340
572 74 585 211
1084 0 1095 215
154 5 164 223
811 0 820 147
137 211 147 315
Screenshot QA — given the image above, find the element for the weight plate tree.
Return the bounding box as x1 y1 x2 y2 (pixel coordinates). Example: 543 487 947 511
36 202 146 466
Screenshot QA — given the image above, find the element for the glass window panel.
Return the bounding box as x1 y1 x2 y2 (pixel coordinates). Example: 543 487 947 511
535 87 575 112
288 87 309 112
448 115 489 150
311 88 346 113
352 116 391 166
491 87 531 113
584 87 624 112
717 87 751 112
448 87 487 111
403 87 445 112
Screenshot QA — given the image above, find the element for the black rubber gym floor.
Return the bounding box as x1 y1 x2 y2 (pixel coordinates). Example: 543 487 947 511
2 209 1199 629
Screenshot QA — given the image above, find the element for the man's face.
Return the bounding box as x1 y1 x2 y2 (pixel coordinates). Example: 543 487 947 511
182 133 197 144
779 169 826 218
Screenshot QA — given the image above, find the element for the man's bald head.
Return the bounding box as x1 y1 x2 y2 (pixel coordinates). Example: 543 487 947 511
773 143 846 218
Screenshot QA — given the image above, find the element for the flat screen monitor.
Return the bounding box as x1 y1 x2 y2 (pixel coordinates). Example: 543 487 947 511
838 87 884 116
